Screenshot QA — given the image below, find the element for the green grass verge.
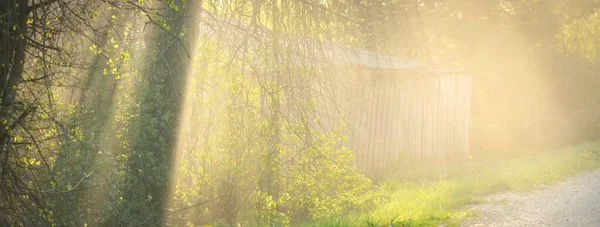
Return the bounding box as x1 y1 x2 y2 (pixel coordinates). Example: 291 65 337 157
305 142 600 227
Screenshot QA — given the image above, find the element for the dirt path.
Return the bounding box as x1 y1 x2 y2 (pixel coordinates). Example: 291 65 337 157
461 169 600 227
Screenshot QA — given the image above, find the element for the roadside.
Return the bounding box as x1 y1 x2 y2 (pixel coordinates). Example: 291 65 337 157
306 142 600 226
462 168 600 227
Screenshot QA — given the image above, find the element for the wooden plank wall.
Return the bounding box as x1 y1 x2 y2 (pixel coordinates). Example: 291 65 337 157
345 72 472 172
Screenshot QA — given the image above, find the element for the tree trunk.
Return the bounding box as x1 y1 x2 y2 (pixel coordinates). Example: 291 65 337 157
0 0 28 154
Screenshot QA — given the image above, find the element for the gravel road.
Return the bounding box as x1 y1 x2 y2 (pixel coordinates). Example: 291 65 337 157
461 169 600 227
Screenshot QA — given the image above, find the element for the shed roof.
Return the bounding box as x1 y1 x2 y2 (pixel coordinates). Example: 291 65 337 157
316 42 425 70
199 10 447 72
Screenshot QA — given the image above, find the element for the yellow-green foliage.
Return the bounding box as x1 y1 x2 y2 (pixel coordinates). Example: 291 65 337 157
308 142 600 227
170 37 370 226
558 10 600 62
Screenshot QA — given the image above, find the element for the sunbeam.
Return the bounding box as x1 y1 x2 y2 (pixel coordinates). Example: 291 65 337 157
3 1 600 226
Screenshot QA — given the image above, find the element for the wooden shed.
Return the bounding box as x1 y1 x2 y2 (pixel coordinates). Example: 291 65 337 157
318 46 472 172
197 13 472 172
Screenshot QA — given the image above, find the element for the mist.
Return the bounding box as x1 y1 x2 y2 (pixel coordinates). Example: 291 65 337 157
1 0 600 226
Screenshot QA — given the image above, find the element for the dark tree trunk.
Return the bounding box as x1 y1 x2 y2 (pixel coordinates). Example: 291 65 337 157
0 0 28 154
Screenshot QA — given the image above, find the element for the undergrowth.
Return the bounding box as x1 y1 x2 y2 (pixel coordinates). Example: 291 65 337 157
306 142 600 227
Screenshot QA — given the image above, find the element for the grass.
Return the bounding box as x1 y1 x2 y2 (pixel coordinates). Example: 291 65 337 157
306 142 600 227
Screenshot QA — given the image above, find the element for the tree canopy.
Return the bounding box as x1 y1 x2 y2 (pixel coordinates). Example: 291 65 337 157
2 0 600 226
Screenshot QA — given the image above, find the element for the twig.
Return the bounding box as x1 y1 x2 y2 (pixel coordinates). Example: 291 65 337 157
43 171 94 194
